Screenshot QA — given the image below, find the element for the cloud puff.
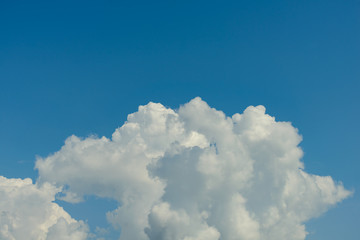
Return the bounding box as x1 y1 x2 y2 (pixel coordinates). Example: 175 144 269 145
0 176 89 240
32 97 351 240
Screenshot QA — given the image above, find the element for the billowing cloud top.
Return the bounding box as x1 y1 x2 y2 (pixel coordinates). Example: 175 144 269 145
1 97 351 240
0 177 88 240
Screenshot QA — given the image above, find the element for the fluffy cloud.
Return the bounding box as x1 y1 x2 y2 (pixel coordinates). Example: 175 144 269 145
0 176 88 240
29 97 351 239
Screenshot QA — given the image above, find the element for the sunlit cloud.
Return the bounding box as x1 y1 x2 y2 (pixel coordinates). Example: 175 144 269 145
1 97 351 240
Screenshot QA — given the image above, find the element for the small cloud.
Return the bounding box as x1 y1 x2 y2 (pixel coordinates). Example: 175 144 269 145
0 176 89 240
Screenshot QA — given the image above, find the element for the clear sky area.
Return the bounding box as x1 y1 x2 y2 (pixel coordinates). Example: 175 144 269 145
0 1 359 239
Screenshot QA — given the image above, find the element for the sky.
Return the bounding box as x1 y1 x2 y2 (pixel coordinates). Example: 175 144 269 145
0 0 359 239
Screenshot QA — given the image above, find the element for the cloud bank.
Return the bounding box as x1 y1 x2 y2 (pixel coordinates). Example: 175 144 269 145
1 97 351 239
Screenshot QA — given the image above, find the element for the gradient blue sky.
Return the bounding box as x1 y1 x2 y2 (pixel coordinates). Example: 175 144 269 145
0 0 359 239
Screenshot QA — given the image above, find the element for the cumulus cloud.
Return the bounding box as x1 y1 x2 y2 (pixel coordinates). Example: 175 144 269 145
0 176 89 240
2 97 351 240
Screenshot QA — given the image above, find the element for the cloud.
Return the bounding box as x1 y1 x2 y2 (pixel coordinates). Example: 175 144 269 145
0 176 89 240
3 97 351 240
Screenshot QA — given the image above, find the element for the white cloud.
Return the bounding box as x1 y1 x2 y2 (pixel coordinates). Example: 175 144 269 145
0 176 88 240
24 97 351 239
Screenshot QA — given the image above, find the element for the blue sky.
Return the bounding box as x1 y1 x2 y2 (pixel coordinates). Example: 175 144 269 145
0 0 359 239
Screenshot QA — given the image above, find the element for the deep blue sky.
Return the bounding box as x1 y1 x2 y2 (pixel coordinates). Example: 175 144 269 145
0 1 359 239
